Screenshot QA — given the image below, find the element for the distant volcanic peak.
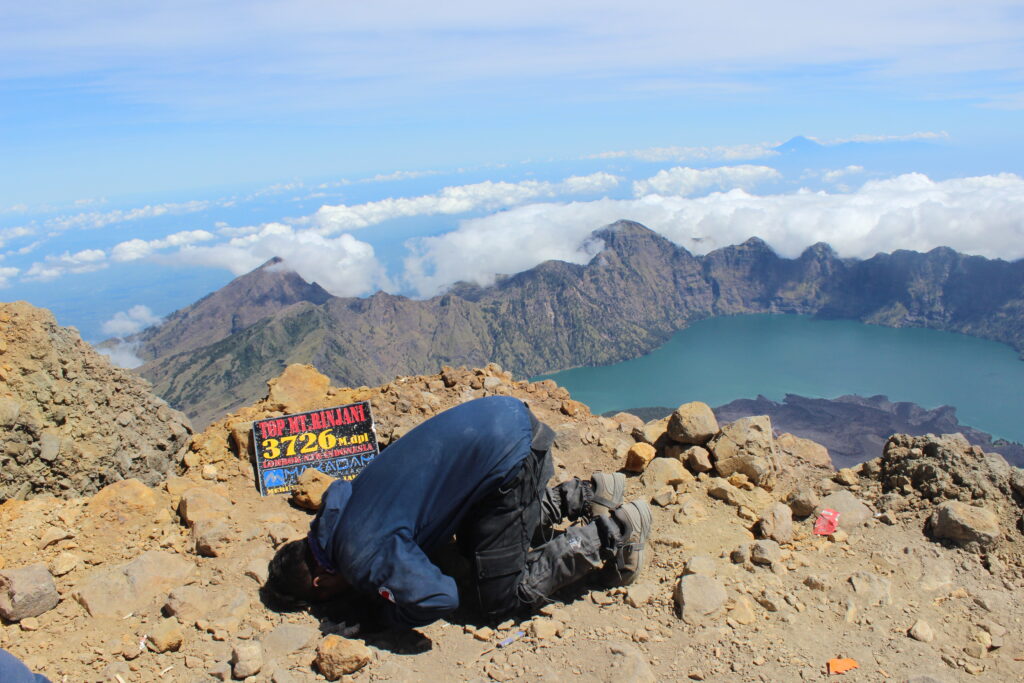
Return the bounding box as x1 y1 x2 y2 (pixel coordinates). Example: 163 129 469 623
591 220 667 252
775 135 823 154
801 242 838 259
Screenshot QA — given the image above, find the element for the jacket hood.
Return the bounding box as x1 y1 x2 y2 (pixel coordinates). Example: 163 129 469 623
307 478 353 573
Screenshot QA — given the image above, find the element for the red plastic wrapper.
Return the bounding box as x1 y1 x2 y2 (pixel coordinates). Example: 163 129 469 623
814 508 840 535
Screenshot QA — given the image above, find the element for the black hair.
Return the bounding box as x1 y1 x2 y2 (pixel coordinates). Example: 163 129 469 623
266 538 317 609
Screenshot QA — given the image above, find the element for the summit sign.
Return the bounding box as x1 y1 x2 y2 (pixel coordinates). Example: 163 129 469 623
252 401 380 495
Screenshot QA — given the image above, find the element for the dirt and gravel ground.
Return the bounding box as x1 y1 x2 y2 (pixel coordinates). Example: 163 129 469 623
2 361 1023 682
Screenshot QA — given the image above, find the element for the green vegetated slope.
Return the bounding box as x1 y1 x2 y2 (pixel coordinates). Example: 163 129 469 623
134 222 1024 427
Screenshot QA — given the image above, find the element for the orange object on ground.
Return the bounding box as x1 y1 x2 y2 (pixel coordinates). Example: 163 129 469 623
827 658 859 675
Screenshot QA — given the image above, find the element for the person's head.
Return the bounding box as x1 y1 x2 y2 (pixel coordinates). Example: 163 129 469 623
266 538 349 608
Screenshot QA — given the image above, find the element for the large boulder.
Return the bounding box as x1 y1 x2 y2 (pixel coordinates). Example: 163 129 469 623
928 501 1000 548
815 490 872 531
666 402 718 445
708 416 779 489
878 433 1013 502
74 551 195 618
0 563 60 622
641 458 693 489
776 433 833 469
265 364 332 415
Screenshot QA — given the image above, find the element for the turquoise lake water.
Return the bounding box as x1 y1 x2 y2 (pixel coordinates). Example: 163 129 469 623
535 315 1024 444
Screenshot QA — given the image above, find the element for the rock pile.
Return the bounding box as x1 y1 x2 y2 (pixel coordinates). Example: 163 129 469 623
1 356 1023 682
0 302 192 500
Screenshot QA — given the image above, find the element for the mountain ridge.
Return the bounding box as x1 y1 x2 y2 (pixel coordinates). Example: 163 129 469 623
129 222 1024 426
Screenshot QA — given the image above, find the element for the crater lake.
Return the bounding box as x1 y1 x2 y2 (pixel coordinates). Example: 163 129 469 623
535 314 1024 444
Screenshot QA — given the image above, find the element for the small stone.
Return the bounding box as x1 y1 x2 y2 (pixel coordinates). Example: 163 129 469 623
530 618 562 639
50 552 80 577
910 619 935 643
730 544 751 564
201 464 218 481
651 486 676 507
147 618 184 653
474 627 494 641
729 597 756 625
682 555 716 577
737 506 758 522
750 540 781 566
315 635 372 679
231 640 263 679
787 488 819 518
208 662 232 681
290 468 335 511
674 495 707 521
964 641 987 659
120 634 142 660
756 502 794 544
607 641 657 683
244 558 270 584
625 584 655 608
19 616 40 631
0 563 60 621
164 585 209 624
803 575 828 591
193 520 232 557
674 574 726 624
177 487 231 528
625 443 656 473
755 590 784 612
834 468 859 486
684 446 713 473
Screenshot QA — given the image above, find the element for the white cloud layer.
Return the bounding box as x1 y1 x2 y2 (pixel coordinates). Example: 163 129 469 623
24 248 108 281
101 305 162 336
44 200 216 232
632 165 781 197
403 172 1024 297
310 173 622 234
97 341 145 369
172 224 390 297
0 266 18 287
111 229 215 262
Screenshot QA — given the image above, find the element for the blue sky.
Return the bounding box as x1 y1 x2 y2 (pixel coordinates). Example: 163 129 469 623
2 2 1024 353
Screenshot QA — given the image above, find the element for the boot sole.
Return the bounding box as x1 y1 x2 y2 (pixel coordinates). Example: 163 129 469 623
617 500 652 585
591 472 626 517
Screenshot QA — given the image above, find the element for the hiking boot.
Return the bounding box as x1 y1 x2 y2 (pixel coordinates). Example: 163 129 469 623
609 500 652 586
590 472 626 518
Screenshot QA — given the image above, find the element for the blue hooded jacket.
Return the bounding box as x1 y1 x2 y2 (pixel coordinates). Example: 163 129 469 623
307 396 536 629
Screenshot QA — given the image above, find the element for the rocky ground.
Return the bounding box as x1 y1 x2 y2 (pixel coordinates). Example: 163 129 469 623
0 302 193 500
2 358 1023 682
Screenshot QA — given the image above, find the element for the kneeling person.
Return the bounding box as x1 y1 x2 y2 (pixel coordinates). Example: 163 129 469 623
267 396 651 628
